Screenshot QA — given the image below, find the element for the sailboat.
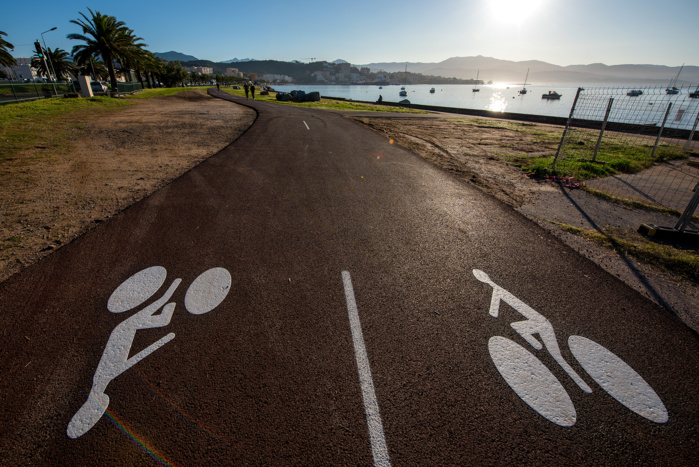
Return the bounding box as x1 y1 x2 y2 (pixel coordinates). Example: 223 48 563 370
666 64 684 95
518 68 529 95
399 63 408 96
473 70 480 92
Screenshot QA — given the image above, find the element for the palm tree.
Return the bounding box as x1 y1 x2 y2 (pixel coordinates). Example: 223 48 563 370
67 8 133 94
116 28 149 87
0 30 17 68
31 48 76 81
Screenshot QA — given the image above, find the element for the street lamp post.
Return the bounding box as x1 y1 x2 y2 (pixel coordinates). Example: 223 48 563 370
41 27 58 94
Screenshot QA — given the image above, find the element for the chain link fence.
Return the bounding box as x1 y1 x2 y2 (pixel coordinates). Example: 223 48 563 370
552 86 699 232
0 81 78 104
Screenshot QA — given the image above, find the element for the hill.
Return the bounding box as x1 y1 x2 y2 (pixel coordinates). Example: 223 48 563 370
154 51 199 62
361 56 699 85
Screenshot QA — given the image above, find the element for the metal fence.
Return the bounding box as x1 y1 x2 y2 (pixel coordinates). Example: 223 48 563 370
0 81 77 104
116 82 142 94
0 81 143 104
553 86 699 232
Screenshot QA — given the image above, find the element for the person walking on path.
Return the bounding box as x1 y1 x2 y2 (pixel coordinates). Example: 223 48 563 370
244 83 249 99
250 84 256 100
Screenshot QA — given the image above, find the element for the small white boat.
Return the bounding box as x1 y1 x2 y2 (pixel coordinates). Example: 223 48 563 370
519 68 529 95
542 91 561 100
666 64 683 95
473 70 480 92
399 63 408 96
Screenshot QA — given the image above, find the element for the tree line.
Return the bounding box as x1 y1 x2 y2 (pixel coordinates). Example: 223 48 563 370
1 9 191 94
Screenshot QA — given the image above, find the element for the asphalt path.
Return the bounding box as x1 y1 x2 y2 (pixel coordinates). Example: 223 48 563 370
1 89 697 465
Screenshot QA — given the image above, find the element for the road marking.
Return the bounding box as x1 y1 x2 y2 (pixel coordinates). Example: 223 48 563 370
303 121 310 130
68 266 232 439
342 271 391 467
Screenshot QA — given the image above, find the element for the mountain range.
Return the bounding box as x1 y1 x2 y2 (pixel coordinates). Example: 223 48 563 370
362 56 699 86
154 52 698 86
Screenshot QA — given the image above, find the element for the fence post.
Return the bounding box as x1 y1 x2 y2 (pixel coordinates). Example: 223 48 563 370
685 109 699 152
592 97 614 162
674 181 699 232
552 87 583 172
10 82 18 102
651 102 673 159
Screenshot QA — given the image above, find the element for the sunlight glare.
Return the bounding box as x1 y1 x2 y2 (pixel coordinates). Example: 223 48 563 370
488 0 545 26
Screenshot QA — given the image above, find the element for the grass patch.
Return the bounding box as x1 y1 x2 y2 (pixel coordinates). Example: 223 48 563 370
513 128 688 181
1 236 23 251
125 86 212 99
552 221 699 282
581 186 699 222
0 96 134 161
220 87 426 113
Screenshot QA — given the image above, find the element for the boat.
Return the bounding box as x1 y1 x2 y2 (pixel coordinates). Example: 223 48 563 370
473 70 480 92
518 68 529 95
429 87 435 93
666 64 683 95
399 99 410 105
542 91 561 100
627 89 643 96
399 64 408 96
690 87 699 98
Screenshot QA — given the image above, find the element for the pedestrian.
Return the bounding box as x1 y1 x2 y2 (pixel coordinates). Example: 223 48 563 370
250 84 256 100
216 82 220 91
244 83 249 98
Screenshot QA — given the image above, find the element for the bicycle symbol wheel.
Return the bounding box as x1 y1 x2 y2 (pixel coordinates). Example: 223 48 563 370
489 335 668 427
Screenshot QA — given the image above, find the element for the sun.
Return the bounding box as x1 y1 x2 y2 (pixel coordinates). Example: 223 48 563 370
488 0 545 26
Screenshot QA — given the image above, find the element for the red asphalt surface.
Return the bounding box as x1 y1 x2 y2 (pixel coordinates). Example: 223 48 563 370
0 89 697 465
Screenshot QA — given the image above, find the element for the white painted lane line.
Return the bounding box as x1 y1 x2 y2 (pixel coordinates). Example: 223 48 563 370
303 120 310 130
342 271 391 467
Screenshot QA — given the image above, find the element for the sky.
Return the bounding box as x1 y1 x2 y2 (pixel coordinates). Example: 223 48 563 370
3 0 697 67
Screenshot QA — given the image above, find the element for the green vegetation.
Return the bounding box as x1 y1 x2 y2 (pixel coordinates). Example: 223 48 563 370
221 87 426 113
552 222 699 282
124 86 211 99
1 236 23 251
453 118 688 181
0 96 132 161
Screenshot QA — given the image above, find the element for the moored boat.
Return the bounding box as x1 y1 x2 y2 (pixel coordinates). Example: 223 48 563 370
542 91 561 100
519 68 529 95
665 64 684 95
627 89 643 96
430 87 435 93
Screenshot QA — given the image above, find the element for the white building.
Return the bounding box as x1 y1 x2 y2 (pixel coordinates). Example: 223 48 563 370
1 58 37 81
261 73 292 83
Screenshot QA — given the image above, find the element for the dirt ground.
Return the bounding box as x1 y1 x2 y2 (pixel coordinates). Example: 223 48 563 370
1 94 696 331
0 90 256 282
350 115 698 332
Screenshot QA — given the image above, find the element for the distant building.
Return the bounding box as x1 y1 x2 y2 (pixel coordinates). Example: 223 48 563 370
226 67 243 78
360 67 371 75
261 73 292 83
186 66 213 75
1 57 37 81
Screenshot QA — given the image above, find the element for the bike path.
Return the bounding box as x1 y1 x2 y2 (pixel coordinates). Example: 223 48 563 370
0 89 697 464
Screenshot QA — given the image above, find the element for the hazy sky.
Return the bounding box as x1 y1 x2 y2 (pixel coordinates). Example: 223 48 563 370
3 0 696 67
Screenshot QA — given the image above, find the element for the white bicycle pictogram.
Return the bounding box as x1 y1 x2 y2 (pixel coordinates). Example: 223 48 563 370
473 269 668 427
67 266 232 439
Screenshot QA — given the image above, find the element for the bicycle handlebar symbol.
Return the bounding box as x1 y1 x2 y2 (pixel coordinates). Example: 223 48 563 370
67 266 232 439
473 269 668 427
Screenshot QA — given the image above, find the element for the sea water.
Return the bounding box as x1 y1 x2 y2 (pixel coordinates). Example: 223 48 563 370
273 84 699 131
